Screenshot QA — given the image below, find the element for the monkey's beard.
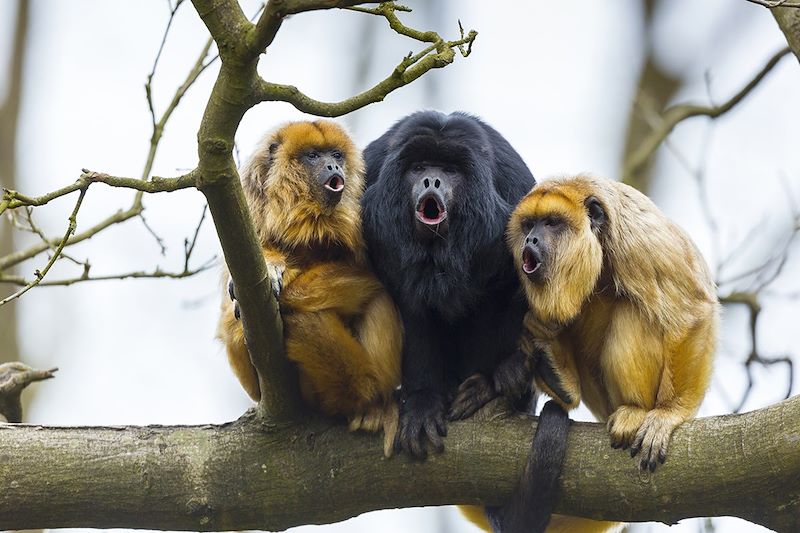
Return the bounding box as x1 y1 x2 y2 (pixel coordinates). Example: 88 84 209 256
522 232 603 325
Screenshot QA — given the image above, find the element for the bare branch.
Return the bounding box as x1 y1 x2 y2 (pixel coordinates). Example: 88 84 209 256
255 3 477 116
720 292 795 412
0 187 88 306
623 47 791 181
251 0 376 55
746 0 800 8
0 362 57 423
0 259 217 288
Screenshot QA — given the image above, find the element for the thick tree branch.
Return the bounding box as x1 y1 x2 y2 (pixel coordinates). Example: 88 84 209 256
0 396 797 531
772 5 800 62
622 47 791 181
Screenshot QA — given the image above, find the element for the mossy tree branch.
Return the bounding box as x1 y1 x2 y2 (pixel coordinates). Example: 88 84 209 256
0 396 797 531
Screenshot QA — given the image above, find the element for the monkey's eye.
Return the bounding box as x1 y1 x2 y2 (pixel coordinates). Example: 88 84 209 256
411 163 425 172
544 216 561 228
521 218 534 233
305 151 319 161
332 151 343 161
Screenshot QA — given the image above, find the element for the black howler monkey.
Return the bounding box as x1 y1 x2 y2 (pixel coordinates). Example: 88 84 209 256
361 111 569 532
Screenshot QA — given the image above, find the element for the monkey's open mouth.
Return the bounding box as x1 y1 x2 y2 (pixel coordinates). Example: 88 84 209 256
415 194 448 225
324 174 345 192
522 246 542 275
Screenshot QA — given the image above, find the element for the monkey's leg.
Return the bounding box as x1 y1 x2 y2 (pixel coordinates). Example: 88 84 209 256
347 290 403 456
284 311 382 419
629 317 715 471
217 293 261 401
602 301 672 467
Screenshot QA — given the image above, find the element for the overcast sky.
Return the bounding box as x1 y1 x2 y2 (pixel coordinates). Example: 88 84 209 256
1 1 797 532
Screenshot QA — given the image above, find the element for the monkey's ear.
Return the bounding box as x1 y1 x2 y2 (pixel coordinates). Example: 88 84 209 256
267 142 279 164
585 196 606 232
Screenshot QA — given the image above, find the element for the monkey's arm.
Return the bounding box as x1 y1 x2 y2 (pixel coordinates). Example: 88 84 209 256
280 264 384 316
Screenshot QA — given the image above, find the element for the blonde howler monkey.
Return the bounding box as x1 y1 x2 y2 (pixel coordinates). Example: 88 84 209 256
507 174 718 472
217 121 402 452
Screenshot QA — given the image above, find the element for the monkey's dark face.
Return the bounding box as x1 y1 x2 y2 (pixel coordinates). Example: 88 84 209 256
404 161 461 240
299 147 347 210
518 215 567 283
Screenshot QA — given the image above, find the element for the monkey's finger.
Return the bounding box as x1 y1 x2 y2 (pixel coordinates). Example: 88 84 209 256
435 411 447 437
423 419 445 454
227 278 236 301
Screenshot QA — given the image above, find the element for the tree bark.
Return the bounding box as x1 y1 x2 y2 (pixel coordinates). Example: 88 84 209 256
0 396 797 532
0 0 30 363
773 7 800 62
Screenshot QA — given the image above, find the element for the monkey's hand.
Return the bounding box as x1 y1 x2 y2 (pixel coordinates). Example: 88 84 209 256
227 277 241 320
493 348 534 400
266 262 285 299
394 389 447 459
532 342 580 411
448 373 497 421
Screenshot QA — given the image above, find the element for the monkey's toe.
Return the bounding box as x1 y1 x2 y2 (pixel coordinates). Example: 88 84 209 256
631 411 676 471
448 373 497 421
266 263 285 299
607 405 648 450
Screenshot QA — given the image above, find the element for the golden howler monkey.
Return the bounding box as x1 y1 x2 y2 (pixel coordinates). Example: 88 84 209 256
507 175 718 471
457 175 717 533
218 121 402 450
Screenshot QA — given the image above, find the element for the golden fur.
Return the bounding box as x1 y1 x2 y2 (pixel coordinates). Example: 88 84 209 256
217 121 402 452
501 174 718 531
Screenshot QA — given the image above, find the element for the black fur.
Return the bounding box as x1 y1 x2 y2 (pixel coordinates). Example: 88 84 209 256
362 111 535 451
487 401 571 533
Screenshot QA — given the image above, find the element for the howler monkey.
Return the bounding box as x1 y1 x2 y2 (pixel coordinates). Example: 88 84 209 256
218 121 402 452
362 111 570 532
506 174 718 472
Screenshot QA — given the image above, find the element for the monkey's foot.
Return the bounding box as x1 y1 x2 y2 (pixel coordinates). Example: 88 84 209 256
394 389 447 459
630 410 679 472
266 263 285 299
348 400 399 457
448 373 497 421
607 405 648 450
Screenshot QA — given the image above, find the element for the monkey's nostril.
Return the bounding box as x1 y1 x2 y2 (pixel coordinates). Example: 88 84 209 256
327 165 333 171
532 237 538 245
434 178 440 188
423 178 430 188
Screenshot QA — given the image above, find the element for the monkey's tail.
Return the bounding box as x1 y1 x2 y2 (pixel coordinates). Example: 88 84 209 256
486 400 571 533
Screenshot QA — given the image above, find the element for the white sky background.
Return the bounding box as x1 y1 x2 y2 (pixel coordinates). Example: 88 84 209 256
1 1 798 532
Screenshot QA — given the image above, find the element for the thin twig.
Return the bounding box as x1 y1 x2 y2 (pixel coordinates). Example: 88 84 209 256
0 187 88 306
623 47 791 180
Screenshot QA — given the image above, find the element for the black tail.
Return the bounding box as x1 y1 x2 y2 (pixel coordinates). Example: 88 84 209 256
486 400 571 533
